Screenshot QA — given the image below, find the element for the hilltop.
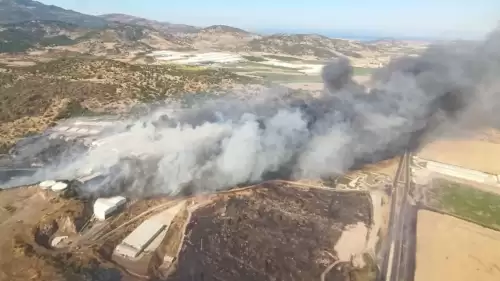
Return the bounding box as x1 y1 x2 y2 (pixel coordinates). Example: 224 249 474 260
0 0 106 27
245 33 365 58
201 25 252 34
99 13 199 34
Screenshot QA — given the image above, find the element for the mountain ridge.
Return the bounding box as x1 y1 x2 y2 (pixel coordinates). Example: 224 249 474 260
0 0 428 60
99 13 200 34
0 0 107 27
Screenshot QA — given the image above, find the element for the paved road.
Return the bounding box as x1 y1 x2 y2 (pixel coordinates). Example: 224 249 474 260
378 151 417 281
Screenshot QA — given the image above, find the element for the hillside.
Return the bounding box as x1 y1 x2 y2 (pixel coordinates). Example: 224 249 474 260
178 24 259 51
0 20 192 54
99 13 200 34
67 22 192 55
0 0 428 60
0 0 106 27
0 20 81 53
245 33 366 58
0 57 259 152
201 25 252 35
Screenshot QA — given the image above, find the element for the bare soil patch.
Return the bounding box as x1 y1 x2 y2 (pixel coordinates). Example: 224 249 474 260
0 186 118 281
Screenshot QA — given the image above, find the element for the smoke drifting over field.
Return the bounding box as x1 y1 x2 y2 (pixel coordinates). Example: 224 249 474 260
3 28 500 197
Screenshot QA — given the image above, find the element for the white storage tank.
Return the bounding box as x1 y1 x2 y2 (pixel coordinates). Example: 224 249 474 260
93 196 127 221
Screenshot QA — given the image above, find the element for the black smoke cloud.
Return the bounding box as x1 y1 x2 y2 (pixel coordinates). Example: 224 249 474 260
3 28 500 197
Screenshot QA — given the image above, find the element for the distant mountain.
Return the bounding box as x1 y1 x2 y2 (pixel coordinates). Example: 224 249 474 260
244 33 365 58
0 20 190 54
0 0 107 27
201 25 251 35
0 1 420 60
99 13 200 34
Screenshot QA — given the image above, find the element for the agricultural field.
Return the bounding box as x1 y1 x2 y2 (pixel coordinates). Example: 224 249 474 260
415 210 500 281
426 178 500 229
415 178 500 281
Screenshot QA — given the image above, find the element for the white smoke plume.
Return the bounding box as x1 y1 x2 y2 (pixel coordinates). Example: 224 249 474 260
2 28 500 197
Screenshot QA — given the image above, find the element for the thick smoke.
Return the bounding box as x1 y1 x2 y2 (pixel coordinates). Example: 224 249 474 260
3 28 500 197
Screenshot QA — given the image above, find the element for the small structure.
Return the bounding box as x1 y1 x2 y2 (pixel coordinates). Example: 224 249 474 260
93 196 127 221
114 220 166 258
76 172 103 185
51 182 68 192
39 180 56 189
51 236 69 248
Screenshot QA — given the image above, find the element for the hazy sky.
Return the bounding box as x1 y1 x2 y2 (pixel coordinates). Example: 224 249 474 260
39 0 499 39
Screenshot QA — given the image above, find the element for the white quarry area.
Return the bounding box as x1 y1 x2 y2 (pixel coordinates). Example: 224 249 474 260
94 196 127 221
150 50 243 64
114 201 186 259
258 59 324 74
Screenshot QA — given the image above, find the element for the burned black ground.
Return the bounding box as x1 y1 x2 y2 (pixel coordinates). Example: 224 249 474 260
167 183 372 281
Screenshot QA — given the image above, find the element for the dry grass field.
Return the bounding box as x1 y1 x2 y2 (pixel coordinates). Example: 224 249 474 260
415 210 500 281
417 138 500 174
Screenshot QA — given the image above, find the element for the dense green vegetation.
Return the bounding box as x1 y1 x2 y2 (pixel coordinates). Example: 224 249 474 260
428 178 500 229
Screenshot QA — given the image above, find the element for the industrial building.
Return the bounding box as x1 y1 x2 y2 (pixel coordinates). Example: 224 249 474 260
413 156 500 185
113 201 186 259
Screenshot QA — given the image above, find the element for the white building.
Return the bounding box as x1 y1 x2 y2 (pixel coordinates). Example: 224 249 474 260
114 220 166 258
93 196 127 221
414 156 500 185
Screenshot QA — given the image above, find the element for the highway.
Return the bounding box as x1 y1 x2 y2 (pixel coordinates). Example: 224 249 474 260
378 151 417 281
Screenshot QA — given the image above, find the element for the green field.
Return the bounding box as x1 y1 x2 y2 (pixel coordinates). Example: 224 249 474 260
353 67 375 76
263 54 300 62
428 178 500 229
